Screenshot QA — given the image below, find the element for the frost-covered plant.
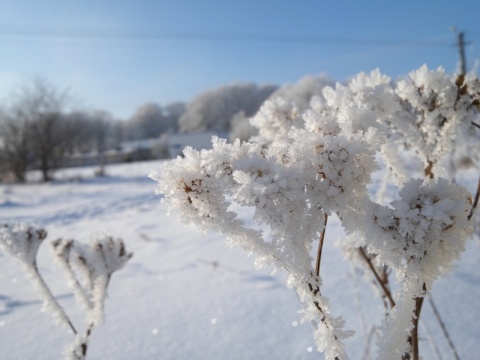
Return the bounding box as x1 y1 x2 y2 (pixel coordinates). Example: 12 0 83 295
151 65 478 360
385 66 480 179
0 223 132 360
151 103 384 359
345 179 472 358
249 97 302 146
0 223 75 331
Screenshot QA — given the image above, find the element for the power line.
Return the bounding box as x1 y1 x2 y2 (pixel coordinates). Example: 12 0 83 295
0 25 454 47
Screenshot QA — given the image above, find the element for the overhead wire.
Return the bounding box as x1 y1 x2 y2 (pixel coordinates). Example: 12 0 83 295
0 24 455 47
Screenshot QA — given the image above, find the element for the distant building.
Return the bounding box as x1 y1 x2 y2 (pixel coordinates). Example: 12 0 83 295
168 131 228 158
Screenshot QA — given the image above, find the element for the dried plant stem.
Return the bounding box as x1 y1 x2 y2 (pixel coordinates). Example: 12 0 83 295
30 261 77 335
80 323 95 359
468 176 480 221
315 213 328 277
362 327 378 360
59 259 93 311
309 214 342 360
428 295 461 360
358 247 396 309
307 281 339 360
411 283 426 360
424 160 434 179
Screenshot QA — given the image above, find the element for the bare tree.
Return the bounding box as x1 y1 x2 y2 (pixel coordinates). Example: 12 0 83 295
88 110 112 176
1 78 80 182
65 110 113 175
0 107 32 182
27 80 80 181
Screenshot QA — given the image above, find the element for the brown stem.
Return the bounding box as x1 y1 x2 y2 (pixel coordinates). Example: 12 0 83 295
307 281 339 360
424 160 434 179
358 247 396 309
468 176 480 221
315 213 328 277
308 212 341 359
81 323 94 357
411 283 426 360
472 121 480 129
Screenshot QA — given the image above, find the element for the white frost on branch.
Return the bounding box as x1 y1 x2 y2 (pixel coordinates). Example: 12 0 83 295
151 65 478 360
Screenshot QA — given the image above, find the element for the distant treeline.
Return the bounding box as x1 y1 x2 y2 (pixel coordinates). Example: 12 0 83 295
0 74 333 182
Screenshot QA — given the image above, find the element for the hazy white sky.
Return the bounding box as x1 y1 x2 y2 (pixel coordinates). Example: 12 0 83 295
0 0 479 119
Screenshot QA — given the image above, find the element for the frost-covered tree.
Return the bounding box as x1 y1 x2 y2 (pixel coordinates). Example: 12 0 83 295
268 73 334 111
127 102 177 140
151 65 479 360
163 101 185 132
179 83 277 133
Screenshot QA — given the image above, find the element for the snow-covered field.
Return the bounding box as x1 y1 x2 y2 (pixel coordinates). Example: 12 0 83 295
0 160 479 360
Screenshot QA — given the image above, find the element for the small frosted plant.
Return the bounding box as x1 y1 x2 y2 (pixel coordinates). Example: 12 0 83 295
151 65 479 360
0 223 132 360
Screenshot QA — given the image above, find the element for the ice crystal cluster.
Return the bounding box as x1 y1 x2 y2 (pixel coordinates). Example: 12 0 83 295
0 223 132 360
151 66 478 359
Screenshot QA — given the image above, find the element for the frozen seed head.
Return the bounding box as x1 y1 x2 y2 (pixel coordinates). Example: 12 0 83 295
0 223 47 267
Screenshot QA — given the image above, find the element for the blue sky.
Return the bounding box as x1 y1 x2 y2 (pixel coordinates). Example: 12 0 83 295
0 1 479 119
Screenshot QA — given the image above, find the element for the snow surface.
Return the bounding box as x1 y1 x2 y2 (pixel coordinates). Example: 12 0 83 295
0 160 479 360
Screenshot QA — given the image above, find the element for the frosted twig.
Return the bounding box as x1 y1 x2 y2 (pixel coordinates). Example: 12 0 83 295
468 176 480 221
315 213 328 277
30 261 77 335
357 247 395 309
410 283 426 360
52 239 93 311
